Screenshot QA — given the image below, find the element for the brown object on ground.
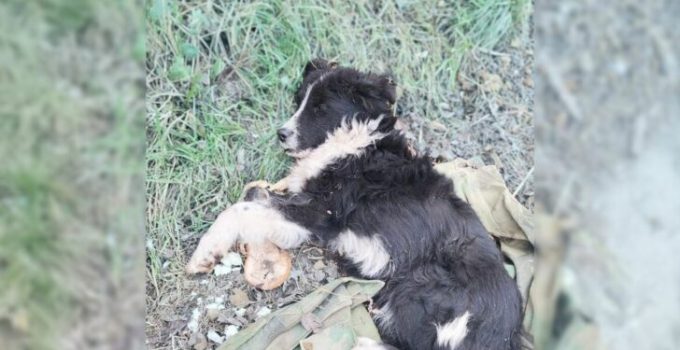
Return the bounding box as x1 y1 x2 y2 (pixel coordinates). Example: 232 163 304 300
243 241 292 290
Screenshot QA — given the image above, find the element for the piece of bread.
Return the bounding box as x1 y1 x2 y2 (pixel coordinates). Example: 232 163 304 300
243 241 292 290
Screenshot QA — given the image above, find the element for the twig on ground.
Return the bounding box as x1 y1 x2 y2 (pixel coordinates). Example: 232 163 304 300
470 114 491 127
513 166 534 197
477 47 512 57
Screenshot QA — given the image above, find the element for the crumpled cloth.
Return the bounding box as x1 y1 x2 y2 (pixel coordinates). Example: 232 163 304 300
219 159 534 349
218 278 383 350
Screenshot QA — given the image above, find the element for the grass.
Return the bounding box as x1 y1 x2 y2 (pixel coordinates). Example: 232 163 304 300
0 1 144 349
145 0 530 343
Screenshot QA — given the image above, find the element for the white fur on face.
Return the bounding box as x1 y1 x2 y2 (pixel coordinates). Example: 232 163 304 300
281 73 329 152
280 84 313 151
435 311 471 350
330 229 392 278
186 201 310 274
286 116 385 193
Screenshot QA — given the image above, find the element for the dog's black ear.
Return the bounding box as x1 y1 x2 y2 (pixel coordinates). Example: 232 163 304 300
355 74 397 106
303 58 338 78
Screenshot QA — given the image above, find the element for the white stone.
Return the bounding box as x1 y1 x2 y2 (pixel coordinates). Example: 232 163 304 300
187 308 200 332
207 330 224 344
221 252 243 267
224 325 239 338
256 307 271 318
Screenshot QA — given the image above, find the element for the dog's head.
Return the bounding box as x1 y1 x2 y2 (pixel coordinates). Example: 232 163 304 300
277 59 397 157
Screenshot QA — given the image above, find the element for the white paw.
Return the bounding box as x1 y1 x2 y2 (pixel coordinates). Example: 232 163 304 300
185 207 242 274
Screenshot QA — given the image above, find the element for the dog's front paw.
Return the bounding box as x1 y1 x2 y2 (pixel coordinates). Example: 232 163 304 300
242 178 289 196
243 180 271 191
185 209 240 274
242 180 271 199
185 233 227 274
185 251 220 274
268 177 289 193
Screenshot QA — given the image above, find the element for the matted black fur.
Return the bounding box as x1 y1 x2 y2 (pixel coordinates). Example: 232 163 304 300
260 60 524 349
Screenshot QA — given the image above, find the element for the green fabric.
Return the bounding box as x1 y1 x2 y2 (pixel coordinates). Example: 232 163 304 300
218 278 383 350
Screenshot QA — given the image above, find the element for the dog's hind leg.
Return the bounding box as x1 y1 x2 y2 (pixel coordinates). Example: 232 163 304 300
185 200 311 274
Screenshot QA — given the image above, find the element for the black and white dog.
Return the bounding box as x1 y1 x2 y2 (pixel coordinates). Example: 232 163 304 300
189 59 523 349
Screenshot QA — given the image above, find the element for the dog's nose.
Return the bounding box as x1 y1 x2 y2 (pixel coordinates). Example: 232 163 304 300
277 128 292 142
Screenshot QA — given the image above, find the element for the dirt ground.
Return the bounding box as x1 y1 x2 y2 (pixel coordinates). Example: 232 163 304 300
411 40 534 208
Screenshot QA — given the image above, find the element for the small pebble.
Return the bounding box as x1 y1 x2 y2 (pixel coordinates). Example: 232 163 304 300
214 264 232 276
222 252 243 267
207 329 224 344
313 270 325 281
224 325 239 338
229 289 251 308
187 308 201 332
206 308 220 321
192 333 208 350
256 307 271 318
205 302 224 310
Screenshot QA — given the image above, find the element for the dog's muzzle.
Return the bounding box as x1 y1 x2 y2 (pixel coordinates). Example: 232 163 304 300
276 126 299 154
277 127 293 143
